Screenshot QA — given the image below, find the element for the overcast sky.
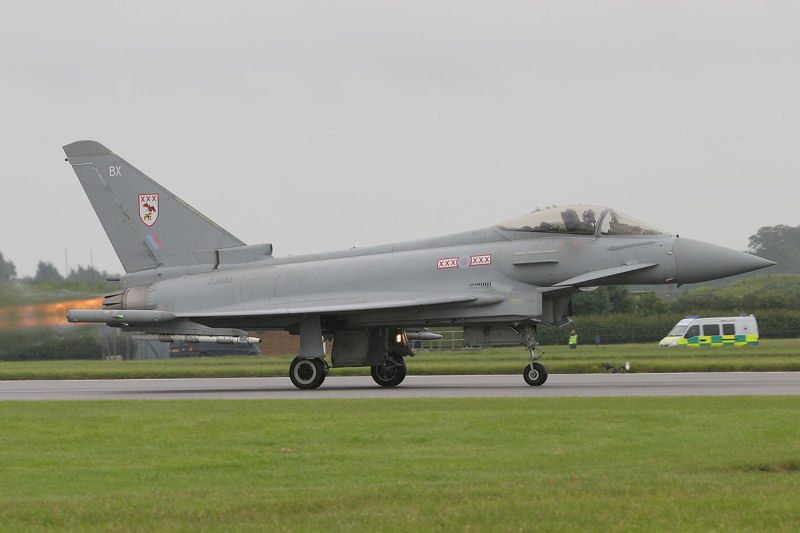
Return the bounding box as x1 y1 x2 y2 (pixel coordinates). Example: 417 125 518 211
2 1 798 277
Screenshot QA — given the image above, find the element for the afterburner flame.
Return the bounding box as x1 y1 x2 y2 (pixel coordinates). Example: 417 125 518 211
0 298 102 329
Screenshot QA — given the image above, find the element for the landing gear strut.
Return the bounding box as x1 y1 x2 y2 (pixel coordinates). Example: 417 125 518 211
289 357 328 390
521 326 548 386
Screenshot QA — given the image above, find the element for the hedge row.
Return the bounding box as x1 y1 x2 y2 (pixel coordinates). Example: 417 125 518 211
0 328 103 361
4 309 800 360
535 309 800 345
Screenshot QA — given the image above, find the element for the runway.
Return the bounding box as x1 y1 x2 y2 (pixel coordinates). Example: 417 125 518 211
1 372 798 400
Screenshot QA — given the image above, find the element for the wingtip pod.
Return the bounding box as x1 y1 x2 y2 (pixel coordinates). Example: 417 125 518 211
63 140 113 158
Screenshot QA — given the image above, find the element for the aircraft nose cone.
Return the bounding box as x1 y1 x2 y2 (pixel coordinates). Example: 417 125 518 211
673 237 775 284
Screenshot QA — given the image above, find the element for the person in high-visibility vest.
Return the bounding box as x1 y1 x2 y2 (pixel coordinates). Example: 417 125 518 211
568 329 578 349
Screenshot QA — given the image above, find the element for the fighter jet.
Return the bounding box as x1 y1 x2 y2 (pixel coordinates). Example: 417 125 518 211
63 141 775 389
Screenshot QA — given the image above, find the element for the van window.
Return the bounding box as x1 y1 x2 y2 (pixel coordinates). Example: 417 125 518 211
685 325 699 338
703 324 720 336
722 323 735 335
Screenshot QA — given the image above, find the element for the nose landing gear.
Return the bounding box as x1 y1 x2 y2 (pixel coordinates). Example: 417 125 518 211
523 361 548 386
522 327 548 386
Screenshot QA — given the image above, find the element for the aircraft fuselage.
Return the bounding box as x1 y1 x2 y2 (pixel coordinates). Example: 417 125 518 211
124 227 678 332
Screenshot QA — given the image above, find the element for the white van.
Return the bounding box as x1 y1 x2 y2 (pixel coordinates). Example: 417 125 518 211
658 315 759 347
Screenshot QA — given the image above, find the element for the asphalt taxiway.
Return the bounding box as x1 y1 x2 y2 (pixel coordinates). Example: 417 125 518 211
1 372 798 400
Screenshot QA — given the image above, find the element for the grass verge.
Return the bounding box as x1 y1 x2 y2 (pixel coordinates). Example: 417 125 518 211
1 338 800 380
1 397 799 532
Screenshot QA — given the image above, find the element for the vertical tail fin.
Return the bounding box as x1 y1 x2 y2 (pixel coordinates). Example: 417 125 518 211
63 140 245 273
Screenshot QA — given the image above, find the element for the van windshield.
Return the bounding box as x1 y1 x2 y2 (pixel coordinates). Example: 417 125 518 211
669 325 688 336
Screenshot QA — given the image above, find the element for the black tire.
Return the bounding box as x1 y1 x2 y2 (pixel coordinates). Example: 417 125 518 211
198 352 208 356
289 357 327 390
370 358 407 387
523 362 548 386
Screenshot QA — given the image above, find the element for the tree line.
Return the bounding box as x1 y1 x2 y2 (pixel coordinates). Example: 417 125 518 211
0 252 111 285
573 273 799 317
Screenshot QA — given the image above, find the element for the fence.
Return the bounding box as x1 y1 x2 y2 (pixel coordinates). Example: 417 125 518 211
413 329 465 351
101 328 168 359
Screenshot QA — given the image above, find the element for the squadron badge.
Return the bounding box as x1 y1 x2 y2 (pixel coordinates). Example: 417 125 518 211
139 193 159 226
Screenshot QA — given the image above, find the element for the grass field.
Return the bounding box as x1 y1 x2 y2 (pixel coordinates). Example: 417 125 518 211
1 397 799 532
1 338 800 380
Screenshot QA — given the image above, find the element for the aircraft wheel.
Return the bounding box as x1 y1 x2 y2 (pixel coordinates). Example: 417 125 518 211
289 357 327 390
370 358 407 387
523 362 548 386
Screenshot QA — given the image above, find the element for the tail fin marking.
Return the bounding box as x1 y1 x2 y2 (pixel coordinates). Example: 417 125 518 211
63 140 245 273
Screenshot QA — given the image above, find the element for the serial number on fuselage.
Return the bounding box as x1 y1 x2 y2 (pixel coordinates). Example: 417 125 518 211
207 277 233 285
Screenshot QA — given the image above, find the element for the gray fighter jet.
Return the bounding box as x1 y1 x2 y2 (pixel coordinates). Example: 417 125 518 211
63 141 774 389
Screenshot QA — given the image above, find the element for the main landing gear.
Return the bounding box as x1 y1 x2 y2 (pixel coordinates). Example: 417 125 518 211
370 356 407 387
522 326 548 386
288 327 413 390
289 357 328 390
289 355 408 390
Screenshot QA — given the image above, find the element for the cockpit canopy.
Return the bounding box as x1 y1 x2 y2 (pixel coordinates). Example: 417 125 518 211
497 205 668 236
